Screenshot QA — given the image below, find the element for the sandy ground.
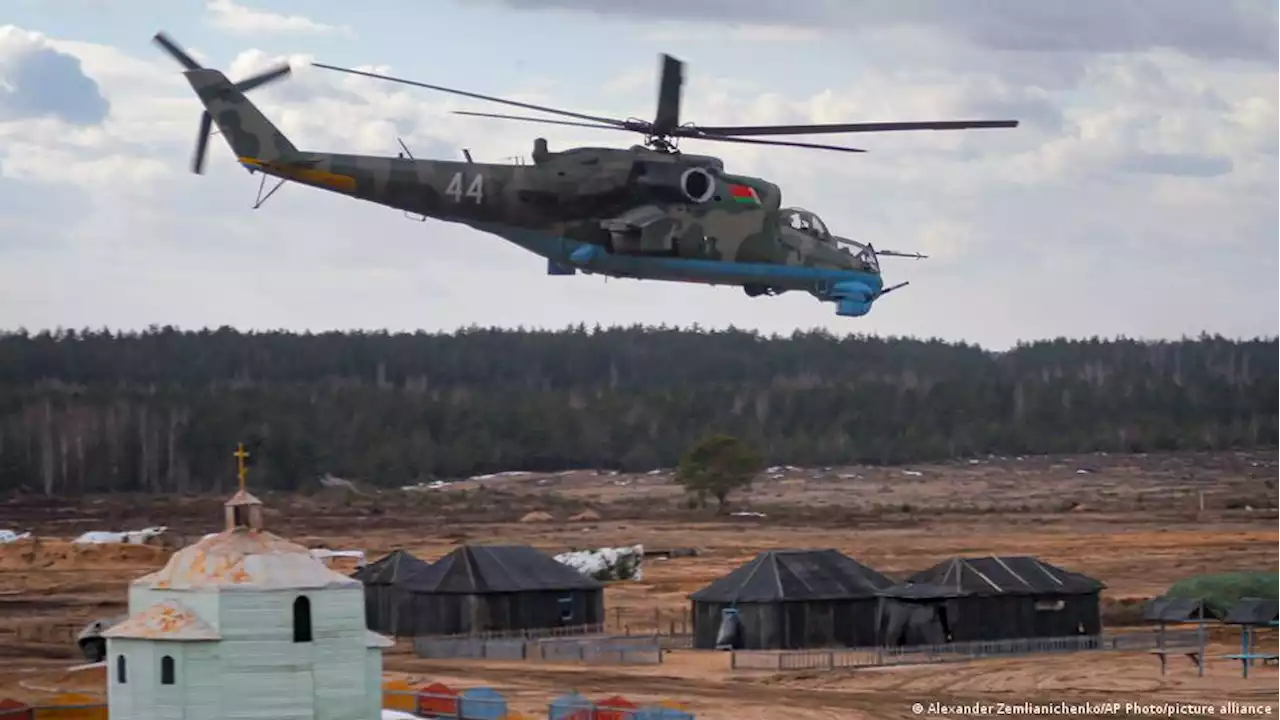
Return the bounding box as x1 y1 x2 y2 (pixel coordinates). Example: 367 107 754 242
0 450 1276 718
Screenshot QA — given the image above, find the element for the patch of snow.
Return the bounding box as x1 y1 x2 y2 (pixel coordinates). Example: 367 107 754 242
555 545 644 581
310 549 367 567
401 480 450 491
901 470 923 477
319 474 358 490
730 511 767 518
468 470 532 481
0 530 31 544
72 527 167 545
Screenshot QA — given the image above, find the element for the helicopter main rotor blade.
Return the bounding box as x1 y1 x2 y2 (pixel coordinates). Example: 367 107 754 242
454 111 866 152
652 54 683 136
690 119 1020 137
452 110 886 153
452 111 638 132
313 63 632 129
682 134 867 153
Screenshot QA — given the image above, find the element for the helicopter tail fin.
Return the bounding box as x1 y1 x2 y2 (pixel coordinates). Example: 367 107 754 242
184 68 301 168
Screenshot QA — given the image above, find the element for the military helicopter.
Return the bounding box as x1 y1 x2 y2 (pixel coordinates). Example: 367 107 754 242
153 32 1017 317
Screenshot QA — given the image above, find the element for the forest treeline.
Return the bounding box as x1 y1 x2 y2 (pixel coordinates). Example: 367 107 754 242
0 326 1275 495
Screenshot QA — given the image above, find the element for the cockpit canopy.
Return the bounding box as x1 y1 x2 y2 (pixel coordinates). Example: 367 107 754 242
780 206 882 274
780 207 831 242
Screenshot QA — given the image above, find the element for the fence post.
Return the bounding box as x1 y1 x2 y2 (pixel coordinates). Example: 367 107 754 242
731 651 736 670
1196 620 1206 677
825 651 834 670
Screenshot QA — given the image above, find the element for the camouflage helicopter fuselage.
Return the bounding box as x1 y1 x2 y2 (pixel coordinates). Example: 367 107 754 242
190 68 885 316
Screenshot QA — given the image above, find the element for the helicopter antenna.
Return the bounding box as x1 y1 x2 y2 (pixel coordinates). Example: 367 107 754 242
313 57 1019 155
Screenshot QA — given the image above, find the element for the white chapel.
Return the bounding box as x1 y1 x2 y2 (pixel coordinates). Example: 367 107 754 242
104 448 391 720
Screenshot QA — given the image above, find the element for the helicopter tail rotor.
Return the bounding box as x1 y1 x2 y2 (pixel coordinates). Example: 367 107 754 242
152 31 294 174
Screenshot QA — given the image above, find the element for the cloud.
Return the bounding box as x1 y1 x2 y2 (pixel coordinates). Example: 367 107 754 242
0 25 109 125
485 0 1278 62
642 24 821 43
1116 151 1233 178
204 0 347 36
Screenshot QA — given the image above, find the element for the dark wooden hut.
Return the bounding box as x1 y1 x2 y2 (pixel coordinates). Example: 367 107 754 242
689 549 893 650
351 549 435 636
405 544 604 636
878 556 1104 645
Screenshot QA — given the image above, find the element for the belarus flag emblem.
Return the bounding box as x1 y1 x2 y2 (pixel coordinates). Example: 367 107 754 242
727 183 762 207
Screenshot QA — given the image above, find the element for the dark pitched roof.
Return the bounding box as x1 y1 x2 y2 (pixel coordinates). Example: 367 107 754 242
906 556 1104 596
351 549 434 585
1223 598 1279 626
689 549 893 603
1142 596 1219 623
879 582 968 600
406 544 603 594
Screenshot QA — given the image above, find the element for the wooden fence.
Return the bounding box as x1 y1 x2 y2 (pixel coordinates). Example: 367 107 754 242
413 632 693 666
730 629 1203 671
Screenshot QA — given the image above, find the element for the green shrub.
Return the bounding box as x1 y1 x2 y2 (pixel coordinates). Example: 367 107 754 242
1164 572 1279 617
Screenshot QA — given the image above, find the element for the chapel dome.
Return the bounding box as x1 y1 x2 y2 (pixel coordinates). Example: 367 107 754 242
133 527 360 591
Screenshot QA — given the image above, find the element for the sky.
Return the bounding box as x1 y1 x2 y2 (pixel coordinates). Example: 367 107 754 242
0 0 1276 350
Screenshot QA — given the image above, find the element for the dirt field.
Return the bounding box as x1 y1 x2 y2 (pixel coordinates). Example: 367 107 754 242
0 450 1276 718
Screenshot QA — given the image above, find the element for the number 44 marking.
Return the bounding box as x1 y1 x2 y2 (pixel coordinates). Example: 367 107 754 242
445 171 484 204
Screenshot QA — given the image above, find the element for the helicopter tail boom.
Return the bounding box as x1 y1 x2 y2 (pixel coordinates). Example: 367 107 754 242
152 32 300 174
183 69 357 196
182 68 302 169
